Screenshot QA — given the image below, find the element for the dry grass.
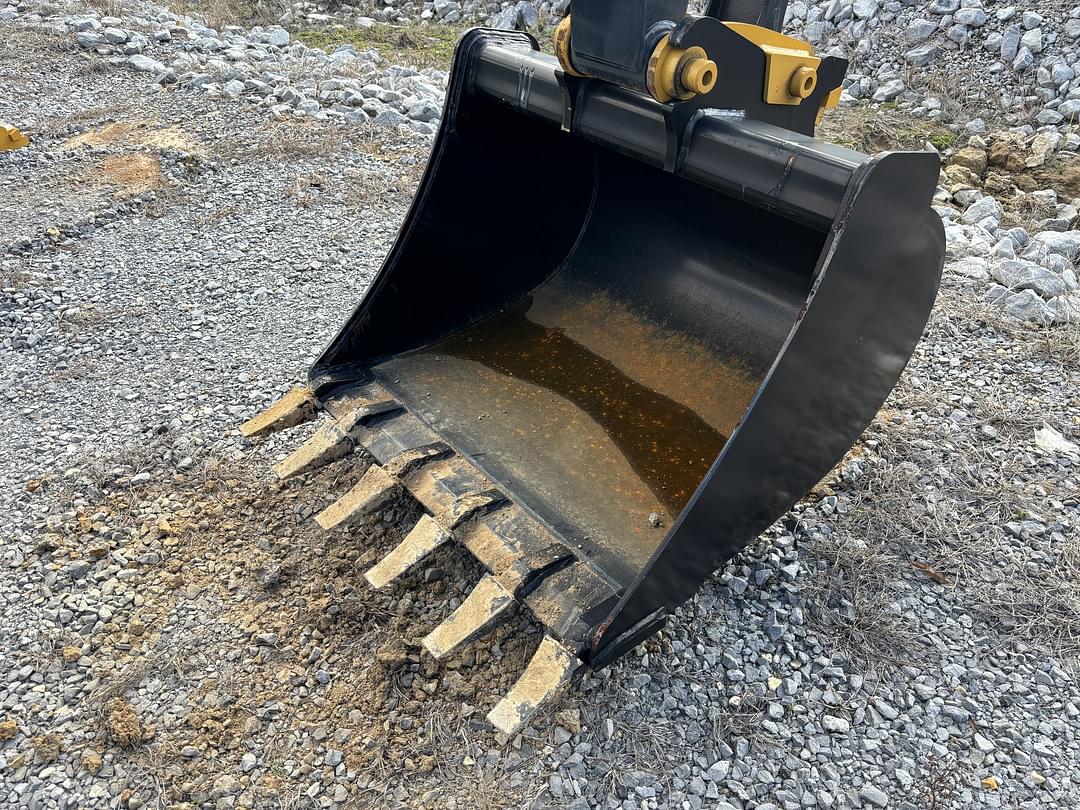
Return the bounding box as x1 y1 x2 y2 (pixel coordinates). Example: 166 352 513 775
38 104 132 138
1 268 32 288
297 23 465 71
85 0 124 17
244 120 347 160
818 105 957 153
167 0 288 30
53 355 101 381
806 286 1080 664
1034 319 1080 366
801 526 919 668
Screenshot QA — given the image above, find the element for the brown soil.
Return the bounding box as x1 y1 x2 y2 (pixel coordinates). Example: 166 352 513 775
95 153 167 197
63 119 204 155
104 698 144 747
30 436 569 807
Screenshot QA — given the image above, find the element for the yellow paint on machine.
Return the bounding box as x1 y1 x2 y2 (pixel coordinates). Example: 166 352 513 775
1 122 29 151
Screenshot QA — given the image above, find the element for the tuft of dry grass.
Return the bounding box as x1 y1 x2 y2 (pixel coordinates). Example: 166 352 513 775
1 268 32 288
248 120 346 160
806 285 1080 663
818 105 957 153
296 22 464 71
167 0 288 30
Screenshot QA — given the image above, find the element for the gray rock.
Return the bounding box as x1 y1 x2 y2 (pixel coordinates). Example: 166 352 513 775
954 7 987 26
407 101 440 122
1034 231 1080 259
128 54 165 74
872 78 905 102
947 24 970 45
974 733 995 752
222 79 245 98
102 26 127 43
853 0 879 20
906 18 937 40
822 715 851 733
1003 289 1055 324
928 0 959 13
948 257 990 280
859 785 889 807
75 31 104 48
1049 292 1080 323
905 44 940 66
1021 28 1043 53
1013 47 1034 71
1052 62 1075 85
992 259 1067 297
1000 24 1021 61
373 110 409 127
68 16 100 32
962 195 1002 226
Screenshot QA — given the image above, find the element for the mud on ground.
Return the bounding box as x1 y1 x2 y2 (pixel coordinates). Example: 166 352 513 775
13 429 598 808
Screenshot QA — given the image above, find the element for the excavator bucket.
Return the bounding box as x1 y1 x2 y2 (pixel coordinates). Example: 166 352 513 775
242 14 944 733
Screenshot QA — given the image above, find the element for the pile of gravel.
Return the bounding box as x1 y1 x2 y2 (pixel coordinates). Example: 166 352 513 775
282 0 563 27
782 0 1080 128
2 0 449 135
277 0 1080 132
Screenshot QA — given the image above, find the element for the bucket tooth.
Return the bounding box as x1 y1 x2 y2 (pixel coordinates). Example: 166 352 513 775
384 442 454 478
364 514 453 590
272 400 400 480
239 387 317 438
314 464 399 530
438 489 508 530
421 574 515 660
486 635 581 735
273 418 353 480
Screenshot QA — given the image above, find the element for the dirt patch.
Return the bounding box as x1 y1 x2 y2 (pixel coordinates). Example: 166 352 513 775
64 120 204 155
28 434 566 806
104 697 144 747
1012 158 1080 200
817 105 957 153
93 153 167 197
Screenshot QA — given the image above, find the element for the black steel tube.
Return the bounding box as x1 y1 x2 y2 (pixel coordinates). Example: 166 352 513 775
468 40 858 230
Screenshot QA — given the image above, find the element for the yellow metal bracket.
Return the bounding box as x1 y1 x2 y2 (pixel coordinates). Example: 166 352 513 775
723 22 823 106
817 86 843 125
1 122 29 151
647 34 718 103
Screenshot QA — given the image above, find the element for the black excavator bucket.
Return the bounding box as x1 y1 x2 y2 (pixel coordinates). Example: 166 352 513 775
241 17 945 733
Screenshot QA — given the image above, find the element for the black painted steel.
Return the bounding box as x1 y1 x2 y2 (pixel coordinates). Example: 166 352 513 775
707 0 789 29
310 31 944 665
564 0 792 92
567 0 684 92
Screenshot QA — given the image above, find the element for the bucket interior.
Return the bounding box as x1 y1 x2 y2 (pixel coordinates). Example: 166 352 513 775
336 97 829 587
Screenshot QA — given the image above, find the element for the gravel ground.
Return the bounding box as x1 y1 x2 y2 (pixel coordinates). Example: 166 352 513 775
3 4 1080 810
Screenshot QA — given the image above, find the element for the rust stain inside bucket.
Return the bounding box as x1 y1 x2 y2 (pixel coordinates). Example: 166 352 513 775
376 281 763 583
440 299 726 515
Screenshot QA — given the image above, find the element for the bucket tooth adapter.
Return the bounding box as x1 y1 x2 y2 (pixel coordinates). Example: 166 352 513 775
241 0 945 733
